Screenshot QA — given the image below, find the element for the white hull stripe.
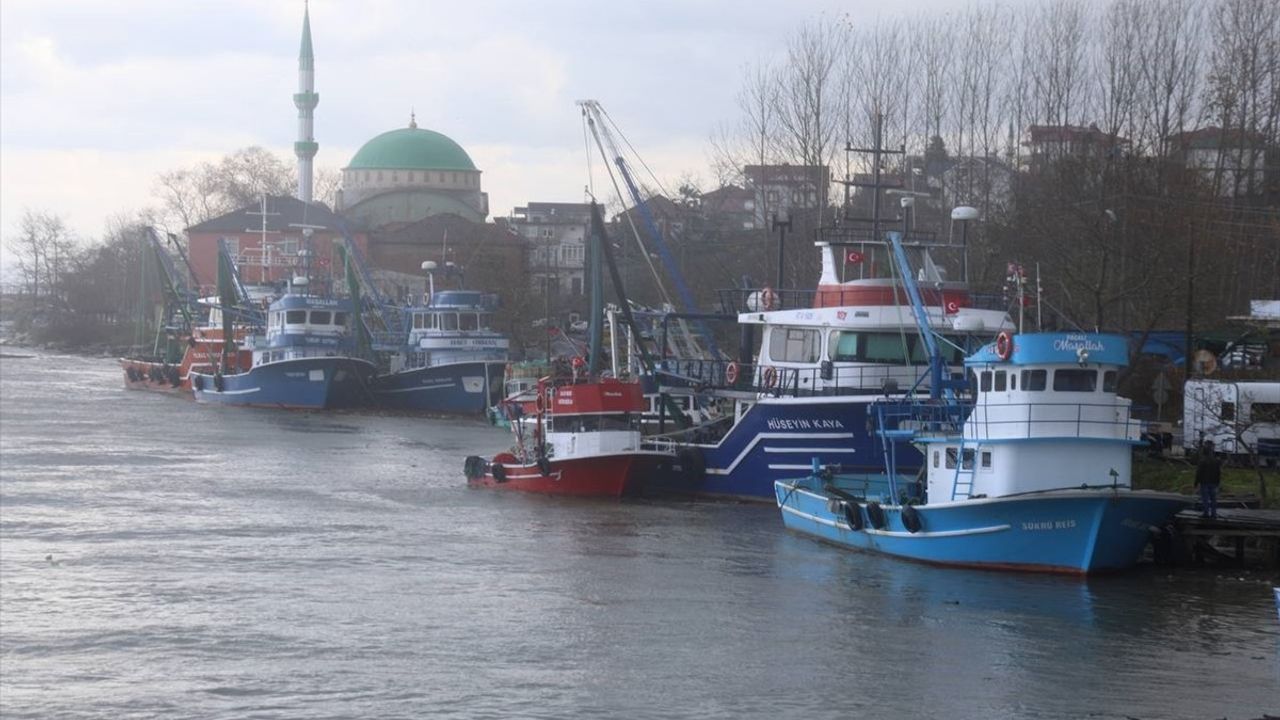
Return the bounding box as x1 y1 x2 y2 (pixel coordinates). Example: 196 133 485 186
763 446 857 454
779 503 1010 538
377 382 456 394
768 463 822 471
201 387 262 396
703 432 854 475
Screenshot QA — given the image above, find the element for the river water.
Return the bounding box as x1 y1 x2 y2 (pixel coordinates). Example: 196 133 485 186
1 350 1276 719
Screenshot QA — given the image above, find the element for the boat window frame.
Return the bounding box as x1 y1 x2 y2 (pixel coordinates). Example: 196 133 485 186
1021 369 1047 391
285 309 307 325
310 310 332 326
994 370 1007 392
1053 368 1098 392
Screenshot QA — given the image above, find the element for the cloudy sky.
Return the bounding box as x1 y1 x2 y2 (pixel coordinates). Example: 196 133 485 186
1 0 955 260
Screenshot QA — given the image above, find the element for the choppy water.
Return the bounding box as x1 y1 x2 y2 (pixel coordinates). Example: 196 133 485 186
1 350 1276 719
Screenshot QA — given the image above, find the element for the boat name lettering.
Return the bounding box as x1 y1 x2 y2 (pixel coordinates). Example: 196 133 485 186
1020 519 1076 531
1052 334 1105 353
765 418 846 430
284 372 307 378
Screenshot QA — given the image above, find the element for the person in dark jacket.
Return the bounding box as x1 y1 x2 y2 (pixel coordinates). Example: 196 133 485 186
1194 440 1222 519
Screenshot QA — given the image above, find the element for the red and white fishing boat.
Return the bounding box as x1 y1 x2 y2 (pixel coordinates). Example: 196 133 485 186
465 375 676 497
119 300 252 397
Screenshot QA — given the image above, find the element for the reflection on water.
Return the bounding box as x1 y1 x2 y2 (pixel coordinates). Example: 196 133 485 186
1 351 1277 719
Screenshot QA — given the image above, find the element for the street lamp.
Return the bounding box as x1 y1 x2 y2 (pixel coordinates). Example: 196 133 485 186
951 206 979 284
771 210 792 290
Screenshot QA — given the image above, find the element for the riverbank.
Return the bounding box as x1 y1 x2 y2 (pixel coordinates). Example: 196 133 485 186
1132 455 1278 509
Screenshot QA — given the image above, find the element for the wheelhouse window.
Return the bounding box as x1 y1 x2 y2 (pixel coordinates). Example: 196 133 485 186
1102 370 1117 393
1053 369 1097 392
459 314 479 331
286 310 306 324
310 310 331 325
981 451 992 468
769 328 819 363
441 314 458 331
1021 369 1047 391
979 371 992 392
414 313 424 330
333 312 347 327
994 371 1007 392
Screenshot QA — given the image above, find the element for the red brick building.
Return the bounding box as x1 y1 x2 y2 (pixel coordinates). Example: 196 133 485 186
185 196 369 292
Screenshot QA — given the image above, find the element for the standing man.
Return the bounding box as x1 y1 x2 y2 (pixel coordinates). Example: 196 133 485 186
1194 440 1222 519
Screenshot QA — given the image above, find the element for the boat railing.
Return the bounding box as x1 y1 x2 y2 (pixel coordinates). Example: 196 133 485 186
656 358 956 398
641 436 677 455
716 286 1009 315
965 401 1142 442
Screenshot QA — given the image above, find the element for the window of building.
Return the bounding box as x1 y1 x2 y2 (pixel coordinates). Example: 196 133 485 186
286 310 306 324
1220 401 1235 421
571 277 583 295
310 310 331 325
980 371 992 392
1053 369 1097 392
767 190 779 203
1021 369 1047 391
768 327 820 363
1250 403 1280 423
994 370 1007 392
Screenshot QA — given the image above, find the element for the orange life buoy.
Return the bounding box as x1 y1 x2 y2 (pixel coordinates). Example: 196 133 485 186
725 361 740 385
995 331 1014 361
760 287 779 311
762 366 778 388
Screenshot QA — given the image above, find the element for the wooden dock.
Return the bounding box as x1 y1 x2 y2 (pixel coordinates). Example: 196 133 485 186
1173 508 1280 568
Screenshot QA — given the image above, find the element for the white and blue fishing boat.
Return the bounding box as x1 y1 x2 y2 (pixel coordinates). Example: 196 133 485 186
371 289 509 413
645 232 1010 501
774 234 1191 574
191 290 375 410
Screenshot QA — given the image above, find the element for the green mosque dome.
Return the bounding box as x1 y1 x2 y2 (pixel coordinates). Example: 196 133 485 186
347 126 477 172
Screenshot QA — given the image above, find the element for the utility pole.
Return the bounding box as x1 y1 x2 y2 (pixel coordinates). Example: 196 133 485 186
771 211 791 289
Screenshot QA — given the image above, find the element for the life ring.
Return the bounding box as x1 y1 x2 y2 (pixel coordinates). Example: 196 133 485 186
491 463 508 482
760 286 779 311
762 366 778 389
865 502 886 530
463 455 485 480
725 361 740 385
843 503 865 531
901 503 923 533
537 456 552 477
995 331 1013 361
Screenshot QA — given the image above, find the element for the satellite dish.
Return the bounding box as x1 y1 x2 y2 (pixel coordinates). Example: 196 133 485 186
1193 349 1218 375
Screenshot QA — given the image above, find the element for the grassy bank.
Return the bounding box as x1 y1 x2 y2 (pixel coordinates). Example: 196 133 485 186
1131 454 1278 509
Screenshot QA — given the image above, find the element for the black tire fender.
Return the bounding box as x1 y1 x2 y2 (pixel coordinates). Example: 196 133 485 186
537 456 552 477
901 503 923 534
843 502 865 531
463 456 485 480
491 463 508 482
865 502 886 530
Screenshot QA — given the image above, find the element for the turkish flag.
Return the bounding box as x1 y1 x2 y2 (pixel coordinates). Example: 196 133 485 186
942 292 968 315
846 250 865 264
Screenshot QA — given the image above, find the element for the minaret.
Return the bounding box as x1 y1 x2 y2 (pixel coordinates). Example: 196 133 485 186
293 1 319 203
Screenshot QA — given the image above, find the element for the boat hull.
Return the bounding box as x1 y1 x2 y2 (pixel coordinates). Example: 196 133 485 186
371 360 505 414
775 481 1191 574
191 357 375 410
652 396 921 502
470 452 668 497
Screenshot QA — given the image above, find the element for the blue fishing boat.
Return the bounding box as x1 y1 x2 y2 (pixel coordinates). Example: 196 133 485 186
191 292 375 409
370 290 509 413
774 234 1190 574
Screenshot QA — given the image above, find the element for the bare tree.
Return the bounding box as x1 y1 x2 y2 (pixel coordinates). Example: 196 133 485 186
773 19 843 205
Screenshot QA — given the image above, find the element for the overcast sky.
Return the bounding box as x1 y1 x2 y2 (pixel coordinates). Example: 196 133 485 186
1 0 959 260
